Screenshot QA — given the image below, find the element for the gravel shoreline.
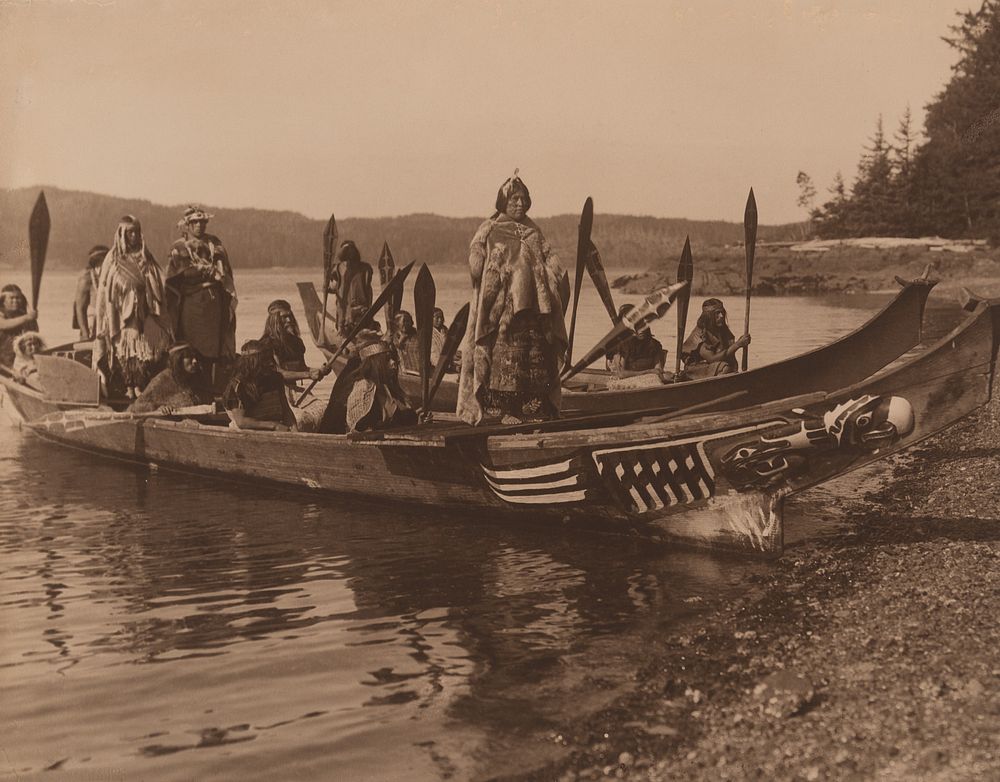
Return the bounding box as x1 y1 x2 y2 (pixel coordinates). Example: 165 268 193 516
509 372 1000 781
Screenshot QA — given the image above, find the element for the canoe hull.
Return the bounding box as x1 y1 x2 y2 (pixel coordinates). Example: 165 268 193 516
14 298 997 558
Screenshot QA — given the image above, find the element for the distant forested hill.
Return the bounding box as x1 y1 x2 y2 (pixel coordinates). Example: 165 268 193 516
0 186 798 272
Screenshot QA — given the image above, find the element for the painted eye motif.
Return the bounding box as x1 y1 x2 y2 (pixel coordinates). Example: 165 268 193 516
855 414 872 429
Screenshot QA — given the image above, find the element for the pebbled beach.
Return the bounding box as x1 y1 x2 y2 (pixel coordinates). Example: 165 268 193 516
513 369 1000 782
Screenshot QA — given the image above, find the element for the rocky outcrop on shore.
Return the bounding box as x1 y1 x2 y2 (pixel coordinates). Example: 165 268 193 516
520 376 1000 781
614 242 1000 297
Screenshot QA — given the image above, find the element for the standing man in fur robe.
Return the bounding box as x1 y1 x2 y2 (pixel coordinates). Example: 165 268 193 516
166 206 238 386
457 173 567 425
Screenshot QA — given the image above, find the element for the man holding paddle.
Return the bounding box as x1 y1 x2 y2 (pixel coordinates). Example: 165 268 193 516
680 298 751 379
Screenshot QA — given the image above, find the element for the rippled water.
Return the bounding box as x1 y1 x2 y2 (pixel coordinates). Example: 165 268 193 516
0 267 961 779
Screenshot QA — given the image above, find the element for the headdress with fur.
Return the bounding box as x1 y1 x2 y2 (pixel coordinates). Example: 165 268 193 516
495 168 531 214
182 206 214 224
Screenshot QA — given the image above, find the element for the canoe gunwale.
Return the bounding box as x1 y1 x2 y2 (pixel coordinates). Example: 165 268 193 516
299 278 935 414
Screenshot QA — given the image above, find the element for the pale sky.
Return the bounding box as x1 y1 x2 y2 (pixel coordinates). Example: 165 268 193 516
0 0 965 223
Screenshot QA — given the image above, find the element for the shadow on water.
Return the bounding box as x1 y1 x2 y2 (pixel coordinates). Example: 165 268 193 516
2 430 767 780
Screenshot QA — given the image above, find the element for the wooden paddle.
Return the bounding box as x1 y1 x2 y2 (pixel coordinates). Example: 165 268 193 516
35 354 101 406
742 188 757 371
564 196 594 370
557 270 571 315
586 240 617 324
29 191 50 312
294 261 415 405
378 241 396 326
321 213 338 339
562 280 689 382
674 236 694 376
425 302 470 412
413 263 435 411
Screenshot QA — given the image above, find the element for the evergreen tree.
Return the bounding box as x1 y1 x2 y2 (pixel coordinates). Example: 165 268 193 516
891 105 918 234
812 171 848 237
810 2 1000 240
795 171 817 238
845 116 896 235
911 0 1000 239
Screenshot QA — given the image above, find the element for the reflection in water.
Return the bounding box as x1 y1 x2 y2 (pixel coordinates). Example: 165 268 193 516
0 431 752 780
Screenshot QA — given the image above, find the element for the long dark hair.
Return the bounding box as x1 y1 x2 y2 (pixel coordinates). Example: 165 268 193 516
228 339 276 401
168 346 209 392
1 284 27 317
261 308 304 363
695 309 735 345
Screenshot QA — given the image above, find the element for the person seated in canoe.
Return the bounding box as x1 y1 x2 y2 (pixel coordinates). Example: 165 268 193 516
680 298 751 379
605 303 668 389
260 299 323 386
0 284 39 368
318 330 416 434
127 343 214 414
457 171 567 426
165 206 238 389
391 310 422 373
222 340 296 431
12 331 45 388
327 240 373 336
73 245 109 341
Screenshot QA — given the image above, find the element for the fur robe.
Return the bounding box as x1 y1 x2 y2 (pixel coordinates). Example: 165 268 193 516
456 214 566 424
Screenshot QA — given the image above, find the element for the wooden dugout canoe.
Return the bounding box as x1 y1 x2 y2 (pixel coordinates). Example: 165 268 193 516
7 295 997 558
297 277 936 415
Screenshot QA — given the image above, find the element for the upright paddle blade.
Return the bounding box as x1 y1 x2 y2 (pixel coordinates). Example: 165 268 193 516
564 196 594 369
378 241 396 325
586 240 617 324
562 281 689 382
413 263 436 411
426 302 470 411
321 213 338 337
557 271 571 315
674 236 694 375
295 261 416 405
742 188 757 371
29 191 50 311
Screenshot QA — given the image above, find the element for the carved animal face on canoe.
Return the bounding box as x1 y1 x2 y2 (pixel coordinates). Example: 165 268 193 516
720 394 916 489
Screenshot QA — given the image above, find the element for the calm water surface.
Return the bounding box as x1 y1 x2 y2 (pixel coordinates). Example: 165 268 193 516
0 268 960 779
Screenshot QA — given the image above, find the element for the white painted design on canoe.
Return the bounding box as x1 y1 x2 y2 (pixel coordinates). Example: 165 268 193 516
482 460 573 480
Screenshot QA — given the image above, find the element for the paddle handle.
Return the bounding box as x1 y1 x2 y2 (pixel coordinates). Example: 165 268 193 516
741 188 757 372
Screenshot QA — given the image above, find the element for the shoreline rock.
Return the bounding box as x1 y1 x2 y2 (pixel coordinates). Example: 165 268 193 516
614 244 1000 297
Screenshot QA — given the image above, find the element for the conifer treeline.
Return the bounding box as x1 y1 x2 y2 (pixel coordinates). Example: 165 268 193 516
802 1 1000 242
